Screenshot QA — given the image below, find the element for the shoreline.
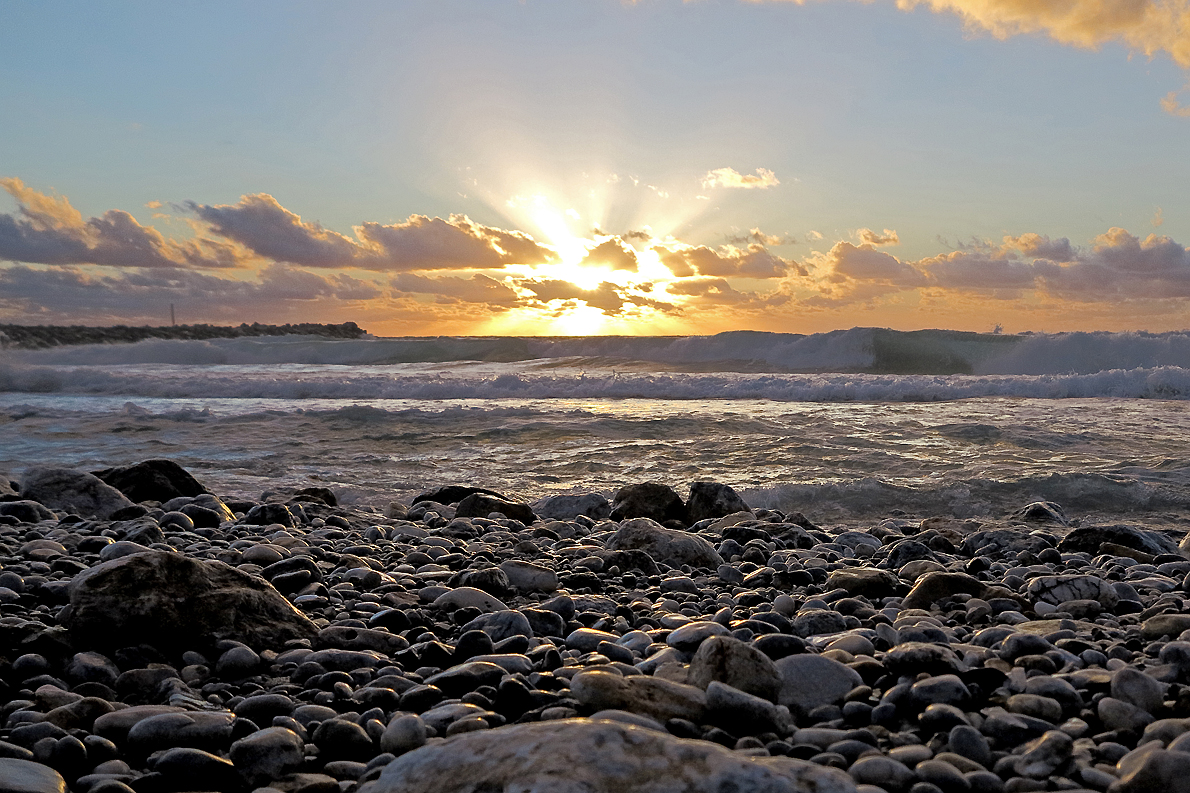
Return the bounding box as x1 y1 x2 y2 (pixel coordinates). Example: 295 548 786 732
0 322 367 350
0 461 1187 791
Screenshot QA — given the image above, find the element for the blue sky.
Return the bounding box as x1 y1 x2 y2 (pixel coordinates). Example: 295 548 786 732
2 0 1189 334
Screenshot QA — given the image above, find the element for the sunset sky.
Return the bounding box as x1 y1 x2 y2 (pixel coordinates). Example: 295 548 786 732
2 0 1189 336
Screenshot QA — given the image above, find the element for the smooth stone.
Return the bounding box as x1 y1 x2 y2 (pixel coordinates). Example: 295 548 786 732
667 621 730 653
497 561 558 593
1098 697 1155 733
152 747 240 789
901 572 986 610
792 610 849 638
433 587 509 613
372 718 858 793
1111 667 1166 714
705 681 793 735
19 467 134 520
380 715 427 755
229 726 305 787
1114 743 1190 793
604 517 723 569
0 758 66 793
1012 730 1072 778
774 654 863 716
1025 575 1119 609
570 670 708 723
687 635 782 702
849 755 917 793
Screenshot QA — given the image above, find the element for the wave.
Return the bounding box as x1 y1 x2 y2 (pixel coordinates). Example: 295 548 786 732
5 327 1190 375
1 362 1189 401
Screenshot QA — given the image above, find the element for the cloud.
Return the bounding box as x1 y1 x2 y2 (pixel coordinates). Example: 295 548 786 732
726 227 797 246
191 194 559 272
581 238 640 271
857 228 899 246
1153 207 1165 227
808 228 1190 302
654 243 800 278
701 167 780 190
0 263 382 325
390 273 521 306
0 178 245 270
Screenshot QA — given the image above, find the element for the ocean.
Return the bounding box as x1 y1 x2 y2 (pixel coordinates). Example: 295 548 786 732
2 327 1189 526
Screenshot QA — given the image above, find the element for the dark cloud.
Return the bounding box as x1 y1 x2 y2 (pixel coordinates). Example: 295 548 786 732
0 263 382 325
390 273 521 306
189 193 559 272
726 228 797 246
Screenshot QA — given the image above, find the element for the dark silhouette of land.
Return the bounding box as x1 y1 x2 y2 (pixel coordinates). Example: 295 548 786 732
0 321 367 349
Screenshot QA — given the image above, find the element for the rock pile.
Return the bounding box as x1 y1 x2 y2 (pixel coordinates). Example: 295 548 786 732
1 470 1189 793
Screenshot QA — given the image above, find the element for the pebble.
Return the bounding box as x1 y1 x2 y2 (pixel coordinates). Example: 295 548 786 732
8 465 1190 793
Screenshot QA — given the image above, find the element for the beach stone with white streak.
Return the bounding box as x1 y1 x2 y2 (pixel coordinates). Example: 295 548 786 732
604 517 723 569
1026 574 1119 609
371 718 857 793
19 467 134 519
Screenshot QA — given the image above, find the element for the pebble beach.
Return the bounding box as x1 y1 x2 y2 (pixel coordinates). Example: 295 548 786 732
2 459 1190 793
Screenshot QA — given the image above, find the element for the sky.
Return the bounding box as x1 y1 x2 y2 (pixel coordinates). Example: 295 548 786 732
2 0 1189 336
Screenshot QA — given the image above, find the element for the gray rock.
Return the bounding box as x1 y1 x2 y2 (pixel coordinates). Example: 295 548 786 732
0 758 66 793
774 654 862 716
605 518 723 569
570 670 707 723
0 501 55 523
610 483 689 524
498 561 558 593
380 714 427 755
62 550 317 655
901 572 986 611
687 635 783 702
1058 524 1180 557
791 609 849 638
1098 696 1155 733
849 755 916 793
229 727 305 787
372 718 857 793
532 493 610 521
826 568 900 599
91 458 210 504
686 482 749 524
461 610 533 642
432 587 509 613
20 467 134 519
1113 743 1190 793
1112 667 1165 714
911 674 970 708
666 621 730 653
1013 729 1072 778
1142 614 1190 641
125 711 235 759
705 681 792 735
456 493 535 524
1011 501 1068 525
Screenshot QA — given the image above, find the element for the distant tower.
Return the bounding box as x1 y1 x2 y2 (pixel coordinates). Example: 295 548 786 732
170 304 176 326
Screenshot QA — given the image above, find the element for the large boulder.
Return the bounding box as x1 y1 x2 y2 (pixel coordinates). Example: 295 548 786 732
532 493 611 521
1058 525 1181 558
605 518 723 570
610 482 688 524
91 459 210 503
455 493 536 524
372 718 857 793
62 551 317 656
686 482 750 524
413 485 507 506
20 467 135 519
0 500 55 523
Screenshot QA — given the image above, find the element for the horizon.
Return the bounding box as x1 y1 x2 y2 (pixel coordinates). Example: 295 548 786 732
3 1 1190 336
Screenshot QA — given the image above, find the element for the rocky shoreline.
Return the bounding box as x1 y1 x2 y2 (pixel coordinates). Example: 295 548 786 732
1 460 1189 792
0 322 367 349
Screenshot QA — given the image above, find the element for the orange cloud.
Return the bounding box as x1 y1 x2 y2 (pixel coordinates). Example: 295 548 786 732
655 243 800 278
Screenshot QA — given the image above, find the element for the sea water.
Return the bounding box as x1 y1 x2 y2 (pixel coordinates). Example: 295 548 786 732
2 328 1189 525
